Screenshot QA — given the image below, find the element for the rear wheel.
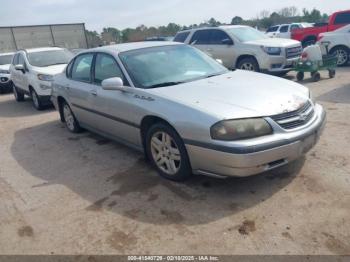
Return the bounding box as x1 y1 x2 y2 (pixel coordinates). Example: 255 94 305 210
13 85 25 102
329 69 336 78
311 71 321 82
296 72 304 81
62 101 81 133
146 123 192 181
331 46 349 66
237 57 260 72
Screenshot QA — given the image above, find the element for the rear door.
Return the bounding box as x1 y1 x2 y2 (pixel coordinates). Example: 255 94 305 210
65 53 97 125
277 25 290 39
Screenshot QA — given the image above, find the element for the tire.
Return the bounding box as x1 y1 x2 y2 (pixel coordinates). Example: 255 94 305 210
62 101 81 133
13 85 25 102
331 46 349 67
145 123 192 182
30 89 44 110
311 72 321 82
296 72 304 81
237 57 260 72
329 69 336 78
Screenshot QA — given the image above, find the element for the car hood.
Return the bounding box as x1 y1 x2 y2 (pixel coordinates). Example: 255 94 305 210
147 70 310 119
33 64 67 75
245 38 301 47
0 64 10 71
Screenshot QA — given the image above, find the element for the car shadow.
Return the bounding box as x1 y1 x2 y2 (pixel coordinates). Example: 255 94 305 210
0 94 54 117
11 120 303 226
317 84 350 104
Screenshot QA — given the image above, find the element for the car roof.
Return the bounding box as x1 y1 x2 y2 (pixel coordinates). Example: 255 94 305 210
87 41 183 54
0 52 15 56
22 47 64 53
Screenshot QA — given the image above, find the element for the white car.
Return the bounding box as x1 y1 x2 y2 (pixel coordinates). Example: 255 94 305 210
317 24 350 66
174 25 302 74
10 47 73 110
266 23 313 39
0 52 14 93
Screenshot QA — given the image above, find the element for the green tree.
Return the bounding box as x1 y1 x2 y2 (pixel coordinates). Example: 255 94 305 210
231 16 243 25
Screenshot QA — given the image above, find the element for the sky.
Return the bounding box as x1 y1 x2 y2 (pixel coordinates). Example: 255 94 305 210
0 0 349 32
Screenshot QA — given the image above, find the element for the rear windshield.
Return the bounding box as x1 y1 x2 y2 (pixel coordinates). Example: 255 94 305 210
27 50 73 67
227 27 268 42
173 32 190 43
0 55 13 65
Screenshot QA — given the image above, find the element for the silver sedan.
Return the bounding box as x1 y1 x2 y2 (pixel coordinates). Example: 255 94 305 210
51 42 326 181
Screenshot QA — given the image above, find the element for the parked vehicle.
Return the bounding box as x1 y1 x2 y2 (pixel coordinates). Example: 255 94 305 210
51 42 325 181
292 9 350 47
0 52 14 93
145 36 174 41
266 23 313 39
10 47 73 110
174 25 302 74
317 24 350 66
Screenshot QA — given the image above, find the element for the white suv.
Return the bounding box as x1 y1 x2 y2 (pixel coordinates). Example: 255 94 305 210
0 52 14 94
10 47 73 110
174 25 302 74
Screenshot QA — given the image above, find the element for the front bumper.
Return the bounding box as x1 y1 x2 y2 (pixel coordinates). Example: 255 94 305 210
263 56 299 73
186 104 326 178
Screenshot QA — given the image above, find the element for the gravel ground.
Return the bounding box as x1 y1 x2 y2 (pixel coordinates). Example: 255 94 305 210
0 68 349 255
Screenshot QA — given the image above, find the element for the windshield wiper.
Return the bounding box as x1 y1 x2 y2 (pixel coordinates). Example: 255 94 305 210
205 73 223 78
146 81 185 88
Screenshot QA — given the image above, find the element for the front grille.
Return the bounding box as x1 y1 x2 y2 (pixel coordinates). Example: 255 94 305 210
271 101 315 130
286 46 303 59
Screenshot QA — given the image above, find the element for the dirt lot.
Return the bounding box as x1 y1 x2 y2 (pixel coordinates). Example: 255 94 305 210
0 68 349 255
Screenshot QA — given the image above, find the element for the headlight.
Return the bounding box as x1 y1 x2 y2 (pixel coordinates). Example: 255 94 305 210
211 118 272 141
37 74 54 81
0 69 10 74
309 89 316 104
261 46 282 56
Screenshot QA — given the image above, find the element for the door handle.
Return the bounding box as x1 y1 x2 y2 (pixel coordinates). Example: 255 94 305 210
90 89 97 96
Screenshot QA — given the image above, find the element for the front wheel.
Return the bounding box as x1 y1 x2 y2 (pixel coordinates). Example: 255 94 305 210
331 46 349 66
13 85 25 102
31 89 44 110
237 57 260 72
146 123 192 181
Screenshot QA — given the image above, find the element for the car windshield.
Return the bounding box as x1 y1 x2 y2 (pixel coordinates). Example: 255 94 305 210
0 55 13 65
119 45 228 89
27 50 73 67
227 27 269 42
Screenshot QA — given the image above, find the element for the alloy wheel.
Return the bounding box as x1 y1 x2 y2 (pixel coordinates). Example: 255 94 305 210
240 63 255 71
150 131 181 175
63 104 75 131
335 49 348 66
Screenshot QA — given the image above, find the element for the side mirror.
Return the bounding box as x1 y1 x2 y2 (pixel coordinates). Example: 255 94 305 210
222 38 233 45
15 64 25 72
101 77 124 91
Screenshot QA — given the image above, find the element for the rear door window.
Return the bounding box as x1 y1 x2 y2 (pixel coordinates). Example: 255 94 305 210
267 26 279 33
334 12 350 25
190 30 211 45
279 25 289 33
71 53 94 82
173 32 190 43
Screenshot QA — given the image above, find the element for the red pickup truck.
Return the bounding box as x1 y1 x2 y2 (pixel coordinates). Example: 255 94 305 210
292 10 350 47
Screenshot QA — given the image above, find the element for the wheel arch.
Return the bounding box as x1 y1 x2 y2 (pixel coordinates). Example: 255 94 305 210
57 96 67 122
235 54 260 69
140 115 181 158
329 44 350 53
